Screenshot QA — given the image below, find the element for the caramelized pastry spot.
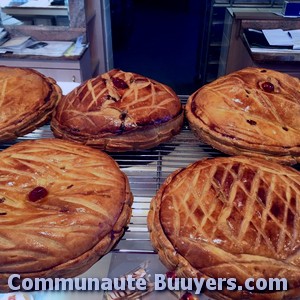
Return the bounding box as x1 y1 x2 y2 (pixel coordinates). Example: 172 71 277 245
166 271 176 279
241 169 256 192
180 292 196 300
0 197 5 203
60 207 69 213
231 163 240 174
214 168 224 185
119 111 127 120
260 69 267 73
28 186 48 202
247 119 257 126
258 187 267 206
194 207 204 219
290 197 296 209
111 77 129 89
66 184 74 189
261 81 274 93
70 127 80 133
282 126 289 131
287 208 295 227
119 122 126 132
223 173 234 196
234 187 247 208
270 199 284 220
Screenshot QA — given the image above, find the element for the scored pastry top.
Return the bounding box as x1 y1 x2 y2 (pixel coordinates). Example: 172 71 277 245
0 138 132 276
186 67 300 164
52 69 182 136
148 156 300 298
0 66 61 142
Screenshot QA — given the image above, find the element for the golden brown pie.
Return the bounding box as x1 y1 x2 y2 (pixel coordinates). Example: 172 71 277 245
148 156 300 299
0 66 62 142
51 69 184 151
0 138 132 292
185 67 300 165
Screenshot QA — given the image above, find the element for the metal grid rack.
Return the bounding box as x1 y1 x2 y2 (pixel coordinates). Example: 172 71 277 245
2 112 298 257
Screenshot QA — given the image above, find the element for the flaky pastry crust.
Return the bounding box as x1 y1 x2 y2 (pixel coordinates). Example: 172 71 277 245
51 69 183 151
148 156 300 299
0 139 133 292
185 68 300 165
0 66 62 142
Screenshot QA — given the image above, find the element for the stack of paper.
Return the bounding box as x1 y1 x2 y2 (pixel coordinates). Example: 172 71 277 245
0 38 74 57
262 29 300 49
0 36 34 51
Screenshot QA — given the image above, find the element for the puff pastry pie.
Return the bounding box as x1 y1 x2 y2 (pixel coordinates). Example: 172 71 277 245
185 68 300 165
51 69 183 151
0 66 62 142
148 156 300 299
0 139 132 292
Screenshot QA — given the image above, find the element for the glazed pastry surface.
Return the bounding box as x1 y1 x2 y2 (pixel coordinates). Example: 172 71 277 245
0 66 61 142
148 156 300 299
186 67 300 164
51 69 183 151
0 139 132 291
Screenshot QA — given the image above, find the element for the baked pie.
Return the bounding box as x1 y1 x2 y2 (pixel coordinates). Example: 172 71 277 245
148 156 300 299
0 138 132 292
0 66 62 142
185 67 300 165
51 69 184 151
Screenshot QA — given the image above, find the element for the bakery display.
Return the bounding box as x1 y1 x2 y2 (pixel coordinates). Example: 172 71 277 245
0 138 133 292
148 156 300 299
185 67 300 165
51 69 184 151
0 66 62 142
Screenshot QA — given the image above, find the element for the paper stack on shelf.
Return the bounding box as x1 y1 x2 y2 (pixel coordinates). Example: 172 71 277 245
262 28 300 49
19 40 74 57
0 36 35 52
289 29 300 49
0 36 74 57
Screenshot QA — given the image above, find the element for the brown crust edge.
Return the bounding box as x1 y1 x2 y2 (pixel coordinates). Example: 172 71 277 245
51 110 184 152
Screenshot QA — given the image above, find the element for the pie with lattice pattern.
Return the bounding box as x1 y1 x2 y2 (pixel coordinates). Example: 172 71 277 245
185 67 300 165
51 69 184 151
148 156 300 299
0 66 62 142
0 138 132 292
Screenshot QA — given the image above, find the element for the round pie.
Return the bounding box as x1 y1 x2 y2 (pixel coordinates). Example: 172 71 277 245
0 138 132 292
51 69 184 151
148 156 300 299
185 67 300 165
0 66 62 142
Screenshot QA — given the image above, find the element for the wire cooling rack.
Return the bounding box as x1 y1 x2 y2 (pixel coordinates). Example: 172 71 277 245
1 100 298 255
